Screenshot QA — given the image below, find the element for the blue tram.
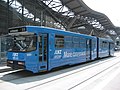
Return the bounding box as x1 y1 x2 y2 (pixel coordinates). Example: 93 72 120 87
7 26 114 73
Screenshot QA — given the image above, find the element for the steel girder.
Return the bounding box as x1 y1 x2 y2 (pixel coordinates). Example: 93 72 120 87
2 0 119 41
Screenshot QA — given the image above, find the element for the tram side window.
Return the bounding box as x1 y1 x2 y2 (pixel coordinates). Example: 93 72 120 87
92 40 96 48
102 41 107 48
65 36 73 48
112 43 115 49
100 41 102 48
79 38 86 48
110 43 114 49
55 35 64 48
73 37 79 48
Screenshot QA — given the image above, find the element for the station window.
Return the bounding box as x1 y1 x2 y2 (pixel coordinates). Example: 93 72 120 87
55 35 64 48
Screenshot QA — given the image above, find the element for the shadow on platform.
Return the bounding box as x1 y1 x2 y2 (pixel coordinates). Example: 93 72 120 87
0 56 115 85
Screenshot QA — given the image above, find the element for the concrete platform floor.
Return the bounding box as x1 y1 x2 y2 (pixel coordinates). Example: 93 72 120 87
0 51 120 90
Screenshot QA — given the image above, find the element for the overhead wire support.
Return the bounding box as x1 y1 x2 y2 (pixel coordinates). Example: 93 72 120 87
38 0 65 29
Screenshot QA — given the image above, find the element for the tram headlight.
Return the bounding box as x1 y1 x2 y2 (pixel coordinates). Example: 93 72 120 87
18 62 24 65
7 61 13 64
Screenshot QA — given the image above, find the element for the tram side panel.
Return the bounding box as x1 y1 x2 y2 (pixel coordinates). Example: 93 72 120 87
48 33 98 70
91 38 97 60
97 38 113 58
98 38 108 58
85 37 97 61
109 42 114 56
49 34 87 70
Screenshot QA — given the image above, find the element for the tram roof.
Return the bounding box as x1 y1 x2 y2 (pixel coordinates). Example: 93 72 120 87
26 26 98 38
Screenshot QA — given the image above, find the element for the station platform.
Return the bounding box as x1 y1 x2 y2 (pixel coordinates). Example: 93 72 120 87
0 52 120 90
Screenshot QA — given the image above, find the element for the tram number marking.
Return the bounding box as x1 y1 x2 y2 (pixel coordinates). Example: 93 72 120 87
12 53 18 60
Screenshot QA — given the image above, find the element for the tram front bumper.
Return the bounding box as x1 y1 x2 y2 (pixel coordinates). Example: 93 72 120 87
7 60 25 69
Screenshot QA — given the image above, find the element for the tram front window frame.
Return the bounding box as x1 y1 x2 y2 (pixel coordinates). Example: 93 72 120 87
8 33 37 52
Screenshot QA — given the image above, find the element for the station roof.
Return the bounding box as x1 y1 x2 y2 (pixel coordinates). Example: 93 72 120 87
40 0 117 39
17 0 115 30
60 0 115 29
5 0 120 39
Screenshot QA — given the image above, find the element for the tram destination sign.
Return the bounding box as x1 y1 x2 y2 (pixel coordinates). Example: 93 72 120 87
9 27 26 33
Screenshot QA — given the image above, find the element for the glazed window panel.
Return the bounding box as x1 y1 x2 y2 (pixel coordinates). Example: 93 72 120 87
65 36 73 48
55 35 64 48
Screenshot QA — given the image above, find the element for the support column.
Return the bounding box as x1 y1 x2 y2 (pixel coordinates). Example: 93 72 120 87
34 0 37 25
7 0 10 29
22 0 25 25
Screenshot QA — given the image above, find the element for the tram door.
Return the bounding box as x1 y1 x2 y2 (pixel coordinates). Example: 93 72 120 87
86 39 92 61
39 34 48 71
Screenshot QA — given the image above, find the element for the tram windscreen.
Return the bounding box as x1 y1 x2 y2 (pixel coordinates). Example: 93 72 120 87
8 34 37 52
